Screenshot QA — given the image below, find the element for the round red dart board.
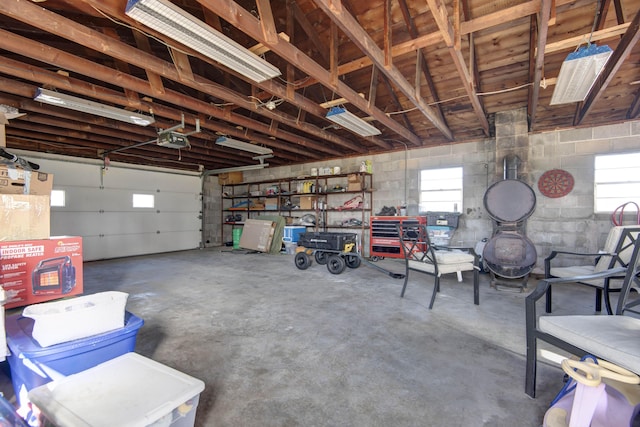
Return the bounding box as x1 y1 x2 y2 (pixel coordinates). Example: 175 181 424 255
538 169 574 198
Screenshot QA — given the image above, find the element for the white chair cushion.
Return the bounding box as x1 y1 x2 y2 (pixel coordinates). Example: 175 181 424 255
539 315 640 374
408 259 475 275
434 250 475 264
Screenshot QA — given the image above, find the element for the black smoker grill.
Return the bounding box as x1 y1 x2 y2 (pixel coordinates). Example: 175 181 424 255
482 161 537 291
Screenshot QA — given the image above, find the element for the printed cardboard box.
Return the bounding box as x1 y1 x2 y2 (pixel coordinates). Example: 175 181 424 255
0 236 83 309
0 166 53 195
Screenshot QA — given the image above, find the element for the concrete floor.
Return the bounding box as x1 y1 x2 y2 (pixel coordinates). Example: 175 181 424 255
1 247 606 426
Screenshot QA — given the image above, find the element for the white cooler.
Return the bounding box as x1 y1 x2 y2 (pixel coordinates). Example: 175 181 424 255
28 352 205 427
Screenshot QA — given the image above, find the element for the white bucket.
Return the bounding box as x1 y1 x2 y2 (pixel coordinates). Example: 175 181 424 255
283 241 296 255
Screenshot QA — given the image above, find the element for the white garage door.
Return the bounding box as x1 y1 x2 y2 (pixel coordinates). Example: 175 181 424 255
14 152 202 261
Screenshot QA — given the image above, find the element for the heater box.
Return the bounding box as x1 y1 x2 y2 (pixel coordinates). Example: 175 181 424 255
157 131 189 149
0 236 83 309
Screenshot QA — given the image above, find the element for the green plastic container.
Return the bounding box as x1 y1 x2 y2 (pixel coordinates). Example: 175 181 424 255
232 228 242 249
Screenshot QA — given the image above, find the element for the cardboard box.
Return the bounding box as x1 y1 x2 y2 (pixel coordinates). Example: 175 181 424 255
0 236 83 309
0 166 53 195
299 196 316 210
239 219 274 252
218 171 244 185
347 182 362 192
265 198 278 210
0 194 50 241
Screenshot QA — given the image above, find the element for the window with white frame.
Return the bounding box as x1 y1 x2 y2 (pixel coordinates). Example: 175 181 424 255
132 193 155 208
594 152 640 212
419 167 463 212
50 189 65 207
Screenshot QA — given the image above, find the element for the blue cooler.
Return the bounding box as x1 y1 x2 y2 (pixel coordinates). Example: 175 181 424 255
5 311 144 406
283 226 307 243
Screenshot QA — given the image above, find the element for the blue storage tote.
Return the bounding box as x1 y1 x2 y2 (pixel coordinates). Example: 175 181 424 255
5 311 144 405
283 226 307 243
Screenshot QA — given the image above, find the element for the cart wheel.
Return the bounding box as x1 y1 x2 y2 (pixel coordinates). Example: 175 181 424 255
345 255 361 269
370 256 380 262
327 255 346 274
315 251 329 265
295 252 312 270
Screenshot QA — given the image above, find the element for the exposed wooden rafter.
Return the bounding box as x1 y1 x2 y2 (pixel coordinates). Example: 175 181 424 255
197 0 409 148
425 0 489 135
312 0 454 141
576 9 640 125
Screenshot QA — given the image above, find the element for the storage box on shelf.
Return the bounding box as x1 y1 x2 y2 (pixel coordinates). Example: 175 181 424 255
220 172 373 246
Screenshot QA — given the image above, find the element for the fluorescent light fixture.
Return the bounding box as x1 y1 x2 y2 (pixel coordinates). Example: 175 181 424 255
34 88 154 126
209 163 269 174
550 44 613 105
125 0 281 83
216 137 273 155
326 106 381 137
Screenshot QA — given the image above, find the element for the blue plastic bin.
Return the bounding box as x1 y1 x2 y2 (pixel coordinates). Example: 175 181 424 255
5 311 144 406
283 226 307 243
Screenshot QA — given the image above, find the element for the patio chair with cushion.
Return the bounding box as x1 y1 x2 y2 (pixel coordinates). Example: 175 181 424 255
544 225 640 314
397 223 480 309
525 226 640 397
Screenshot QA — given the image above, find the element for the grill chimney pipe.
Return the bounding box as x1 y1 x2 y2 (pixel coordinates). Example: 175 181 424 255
503 155 521 180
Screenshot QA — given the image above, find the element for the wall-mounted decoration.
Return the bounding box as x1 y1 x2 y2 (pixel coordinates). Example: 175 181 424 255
538 169 574 198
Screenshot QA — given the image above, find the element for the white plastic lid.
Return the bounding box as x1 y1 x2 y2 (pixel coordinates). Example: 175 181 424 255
28 352 205 427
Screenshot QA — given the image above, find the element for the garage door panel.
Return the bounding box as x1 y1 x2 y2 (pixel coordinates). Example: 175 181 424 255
18 151 201 260
155 192 201 211
83 231 200 260
101 168 200 192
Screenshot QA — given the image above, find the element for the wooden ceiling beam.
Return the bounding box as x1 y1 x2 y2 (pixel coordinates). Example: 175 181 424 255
255 0 279 45
289 0 330 67
197 0 414 148
544 23 630 54
528 0 552 131
0 68 317 161
131 29 166 96
89 2 368 155
0 52 326 162
576 9 640 125
379 74 417 136
0 0 352 157
426 0 489 136
312 0 453 141
397 0 447 128
0 87 297 165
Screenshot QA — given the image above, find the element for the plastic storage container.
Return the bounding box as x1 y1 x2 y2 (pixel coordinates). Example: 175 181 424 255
0 394 28 427
28 352 205 427
22 291 129 347
6 311 144 406
283 226 307 243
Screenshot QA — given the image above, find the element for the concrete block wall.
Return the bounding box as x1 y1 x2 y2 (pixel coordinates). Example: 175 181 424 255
204 116 640 273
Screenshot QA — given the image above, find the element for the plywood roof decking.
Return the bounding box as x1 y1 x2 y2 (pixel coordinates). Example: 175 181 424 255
0 0 638 172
